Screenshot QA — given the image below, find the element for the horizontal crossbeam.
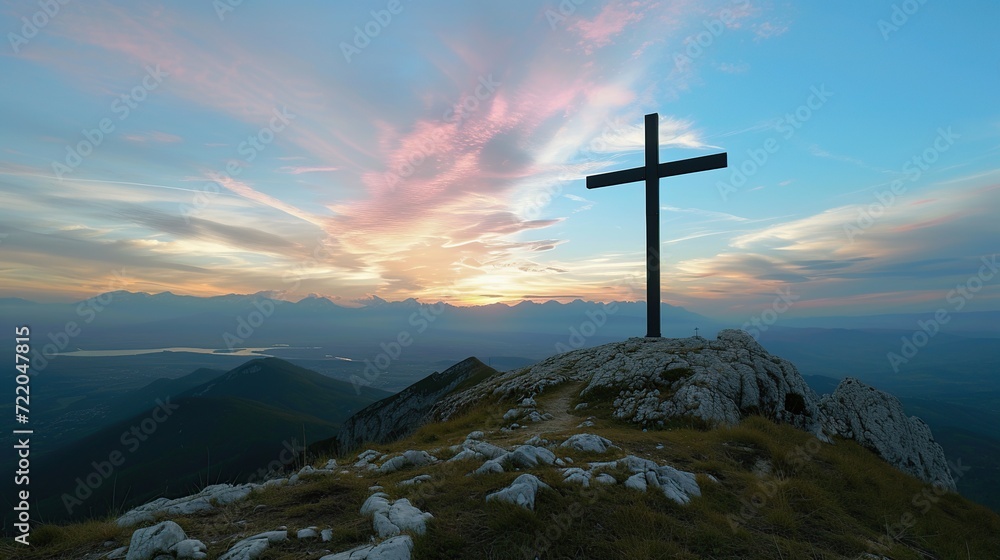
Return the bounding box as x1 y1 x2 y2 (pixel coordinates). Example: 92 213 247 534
586 152 728 190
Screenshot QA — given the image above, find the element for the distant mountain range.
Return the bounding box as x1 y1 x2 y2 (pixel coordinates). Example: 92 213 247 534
5 290 997 361
0 291 720 364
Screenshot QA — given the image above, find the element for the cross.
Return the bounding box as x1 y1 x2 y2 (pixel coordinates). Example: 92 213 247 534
585 113 727 338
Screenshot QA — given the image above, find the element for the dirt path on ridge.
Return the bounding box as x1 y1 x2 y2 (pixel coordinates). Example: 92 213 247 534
518 381 586 439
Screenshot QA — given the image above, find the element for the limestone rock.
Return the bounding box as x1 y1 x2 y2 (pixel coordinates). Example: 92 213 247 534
373 512 400 538
296 527 319 540
430 330 952 486
361 492 433 539
435 330 826 437
474 459 505 475
218 530 287 560
560 433 615 454
508 445 556 468
360 493 391 517
821 378 956 490
169 539 208 559
117 483 257 527
378 450 437 473
387 498 433 535
594 473 617 485
126 521 186 560
562 467 592 486
398 474 432 486
485 474 549 510
319 535 413 560
624 472 647 492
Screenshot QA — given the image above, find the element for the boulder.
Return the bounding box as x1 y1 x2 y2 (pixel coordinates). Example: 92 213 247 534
125 521 186 560
117 483 257 527
319 535 413 560
387 498 433 535
508 445 556 468
379 450 437 473
821 378 956 490
560 433 614 454
485 474 549 510
218 530 287 560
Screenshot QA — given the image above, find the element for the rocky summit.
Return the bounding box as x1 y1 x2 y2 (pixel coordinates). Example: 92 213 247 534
435 329 953 488
17 329 997 560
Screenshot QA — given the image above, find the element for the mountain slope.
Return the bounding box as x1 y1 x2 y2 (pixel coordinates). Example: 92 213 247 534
179 357 392 421
314 356 498 455
32 397 340 522
84 367 228 429
10 333 1000 559
28 358 391 523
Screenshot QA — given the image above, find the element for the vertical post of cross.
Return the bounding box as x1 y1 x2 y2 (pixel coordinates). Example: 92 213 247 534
645 113 660 338
584 112 727 339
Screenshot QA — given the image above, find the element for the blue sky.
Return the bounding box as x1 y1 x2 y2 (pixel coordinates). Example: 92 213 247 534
1 1 998 320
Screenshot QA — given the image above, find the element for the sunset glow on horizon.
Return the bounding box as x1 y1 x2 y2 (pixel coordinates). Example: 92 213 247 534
2 1 998 320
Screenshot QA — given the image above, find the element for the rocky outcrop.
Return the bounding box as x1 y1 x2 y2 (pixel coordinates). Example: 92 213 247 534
432 329 952 491
117 483 258 527
327 357 497 454
435 330 826 435
820 377 955 490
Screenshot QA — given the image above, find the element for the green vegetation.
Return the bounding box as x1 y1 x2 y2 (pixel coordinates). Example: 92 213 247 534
27 358 390 524
10 397 1000 559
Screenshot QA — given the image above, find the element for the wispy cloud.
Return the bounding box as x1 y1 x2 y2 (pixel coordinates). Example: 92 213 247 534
122 131 182 144
277 165 340 175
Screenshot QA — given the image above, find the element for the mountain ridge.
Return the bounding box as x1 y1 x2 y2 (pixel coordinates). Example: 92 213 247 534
9 332 999 559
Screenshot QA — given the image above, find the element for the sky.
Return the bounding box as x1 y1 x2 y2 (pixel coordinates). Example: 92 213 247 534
1 1 998 320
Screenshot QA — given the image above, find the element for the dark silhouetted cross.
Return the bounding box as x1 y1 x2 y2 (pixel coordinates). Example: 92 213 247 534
586 113 727 338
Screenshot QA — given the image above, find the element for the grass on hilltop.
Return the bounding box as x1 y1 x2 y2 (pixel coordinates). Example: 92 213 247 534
6 395 1000 560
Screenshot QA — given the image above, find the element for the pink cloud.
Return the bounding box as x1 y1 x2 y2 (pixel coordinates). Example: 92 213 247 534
569 1 646 54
